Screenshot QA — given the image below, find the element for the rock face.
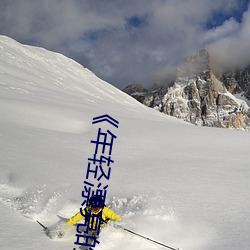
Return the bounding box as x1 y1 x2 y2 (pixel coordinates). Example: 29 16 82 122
123 49 250 130
123 84 147 103
217 66 250 99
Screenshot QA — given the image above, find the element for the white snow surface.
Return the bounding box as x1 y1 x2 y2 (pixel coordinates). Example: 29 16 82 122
0 36 250 250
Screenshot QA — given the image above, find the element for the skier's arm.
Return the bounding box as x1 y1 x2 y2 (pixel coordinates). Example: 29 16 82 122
104 207 122 222
66 210 86 225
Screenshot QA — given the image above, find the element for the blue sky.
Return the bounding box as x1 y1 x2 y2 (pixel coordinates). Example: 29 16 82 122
205 0 249 28
0 0 249 89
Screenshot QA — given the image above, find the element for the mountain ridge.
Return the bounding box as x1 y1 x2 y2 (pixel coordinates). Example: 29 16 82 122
123 49 250 130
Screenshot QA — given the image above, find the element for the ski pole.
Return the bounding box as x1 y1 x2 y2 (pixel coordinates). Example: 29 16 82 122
37 220 48 231
121 227 180 250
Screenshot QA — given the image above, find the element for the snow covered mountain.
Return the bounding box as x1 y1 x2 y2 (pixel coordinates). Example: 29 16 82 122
0 36 250 250
124 49 250 130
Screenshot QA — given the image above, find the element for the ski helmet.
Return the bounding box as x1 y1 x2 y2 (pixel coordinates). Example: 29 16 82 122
89 195 104 208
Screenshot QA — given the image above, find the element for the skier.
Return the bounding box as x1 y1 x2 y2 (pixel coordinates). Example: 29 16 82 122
66 195 122 236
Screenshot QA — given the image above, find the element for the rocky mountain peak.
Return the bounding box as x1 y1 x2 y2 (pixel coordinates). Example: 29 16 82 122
123 49 250 130
177 49 210 78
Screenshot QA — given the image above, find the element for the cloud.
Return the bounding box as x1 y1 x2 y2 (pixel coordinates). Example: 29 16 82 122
209 4 250 69
0 0 249 89
200 18 240 45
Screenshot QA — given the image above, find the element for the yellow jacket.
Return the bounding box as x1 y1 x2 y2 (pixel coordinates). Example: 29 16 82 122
67 206 121 229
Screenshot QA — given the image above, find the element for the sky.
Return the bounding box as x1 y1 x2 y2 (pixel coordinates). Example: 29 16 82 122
0 0 249 89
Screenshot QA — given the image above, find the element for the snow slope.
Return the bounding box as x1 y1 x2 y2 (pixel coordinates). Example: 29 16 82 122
0 36 250 250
